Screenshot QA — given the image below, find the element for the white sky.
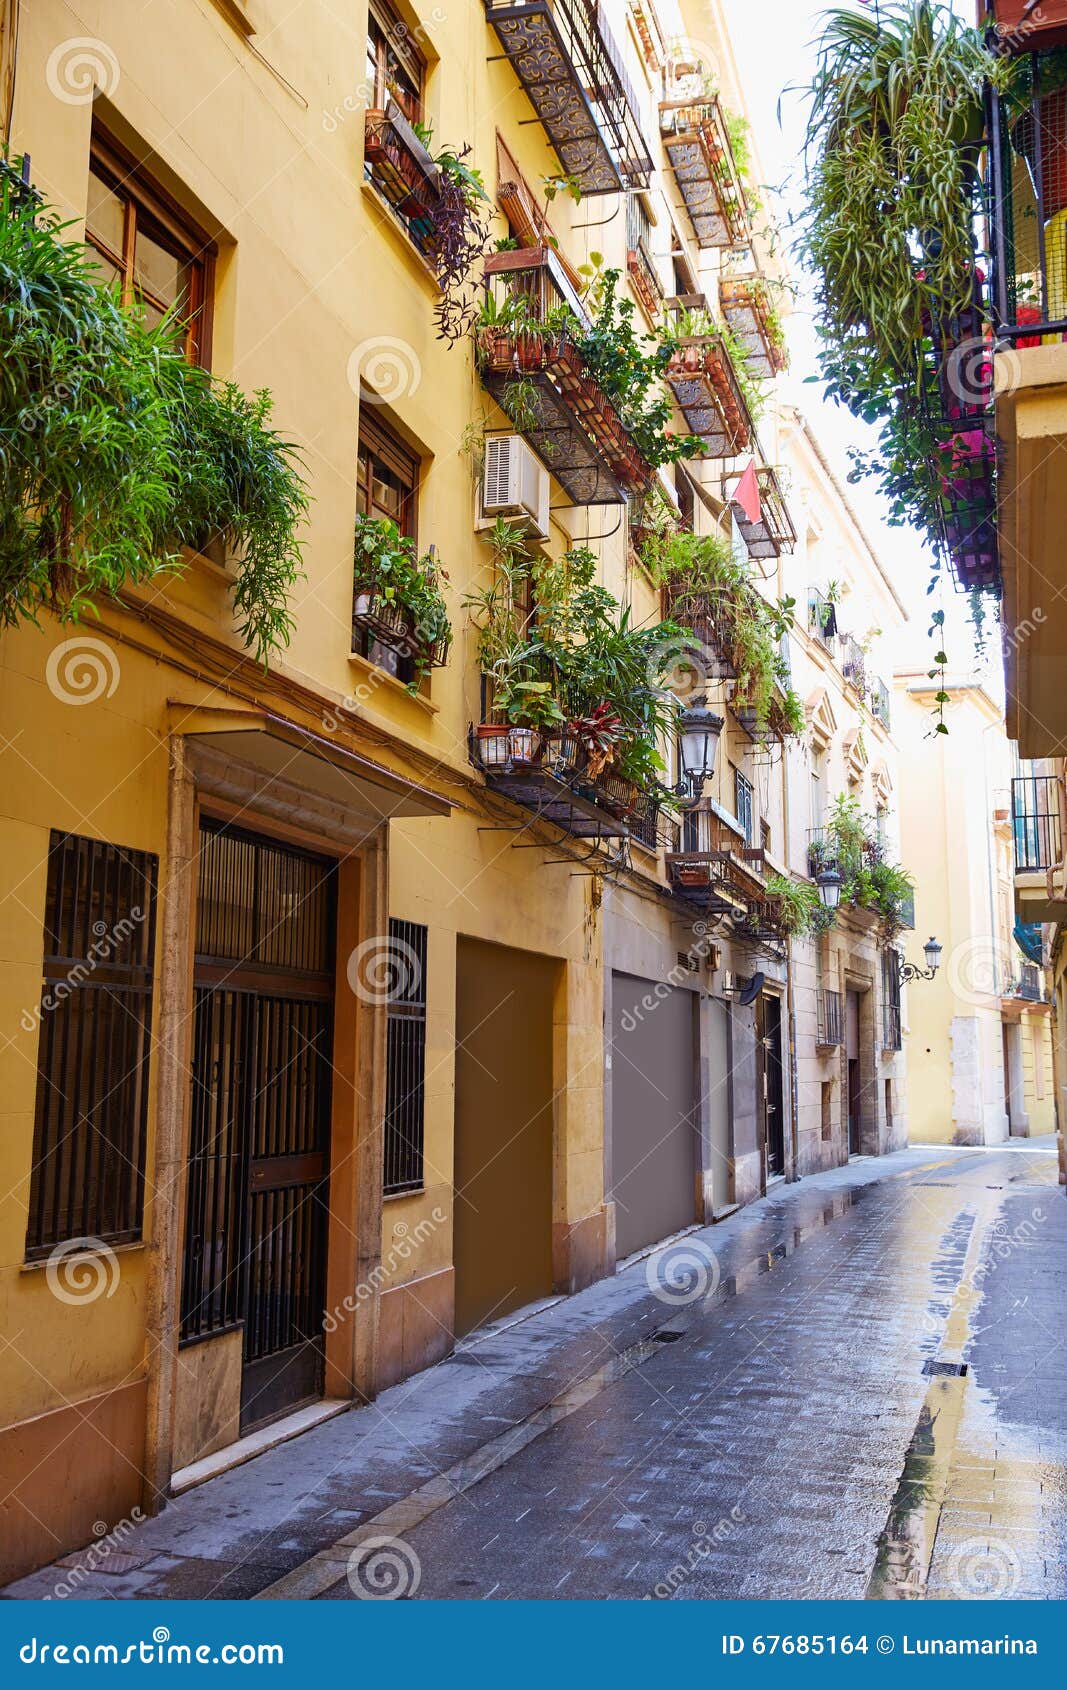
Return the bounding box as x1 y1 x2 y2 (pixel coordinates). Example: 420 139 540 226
719 0 998 689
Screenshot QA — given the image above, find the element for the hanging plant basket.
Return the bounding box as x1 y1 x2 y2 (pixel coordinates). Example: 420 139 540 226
352 589 414 649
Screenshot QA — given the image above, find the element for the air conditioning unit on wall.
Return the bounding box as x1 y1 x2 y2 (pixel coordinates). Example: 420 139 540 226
477 435 550 541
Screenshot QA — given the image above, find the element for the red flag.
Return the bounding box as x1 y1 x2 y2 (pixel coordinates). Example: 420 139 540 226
732 458 761 526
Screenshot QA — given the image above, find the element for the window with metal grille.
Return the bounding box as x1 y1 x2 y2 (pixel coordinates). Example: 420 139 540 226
383 919 428 1196
734 768 754 846
25 832 158 1258
882 950 902 1051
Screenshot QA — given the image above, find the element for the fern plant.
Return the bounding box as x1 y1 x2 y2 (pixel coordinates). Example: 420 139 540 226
0 173 306 659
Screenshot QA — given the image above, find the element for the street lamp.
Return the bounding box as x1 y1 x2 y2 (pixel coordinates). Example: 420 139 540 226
677 705 723 798
899 936 942 985
816 864 842 912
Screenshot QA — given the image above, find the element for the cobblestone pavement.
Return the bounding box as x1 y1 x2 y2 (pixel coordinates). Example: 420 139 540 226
6 1143 1065 1602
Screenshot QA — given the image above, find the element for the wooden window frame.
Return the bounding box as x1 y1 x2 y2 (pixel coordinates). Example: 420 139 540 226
354 408 430 690
86 129 215 366
367 0 425 123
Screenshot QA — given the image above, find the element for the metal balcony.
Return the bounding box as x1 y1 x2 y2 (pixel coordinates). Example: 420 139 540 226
665 804 764 912
838 634 867 696
732 465 797 559
1012 773 1063 872
870 677 891 730
483 0 652 196
808 590 837 652
659 97 748 247
662 297 754 457
478 248 652 503
718 274 787 378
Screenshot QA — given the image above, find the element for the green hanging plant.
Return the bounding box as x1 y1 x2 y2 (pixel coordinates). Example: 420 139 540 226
0 173 306 659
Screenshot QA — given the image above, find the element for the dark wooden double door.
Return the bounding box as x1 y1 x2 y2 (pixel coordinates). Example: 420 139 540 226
180 820 336 1434
757 992 785 1179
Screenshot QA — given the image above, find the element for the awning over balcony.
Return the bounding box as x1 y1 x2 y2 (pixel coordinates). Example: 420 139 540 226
484 0 652 196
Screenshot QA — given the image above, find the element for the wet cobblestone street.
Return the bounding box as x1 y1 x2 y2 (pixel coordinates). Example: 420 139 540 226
7 1144 1065 1603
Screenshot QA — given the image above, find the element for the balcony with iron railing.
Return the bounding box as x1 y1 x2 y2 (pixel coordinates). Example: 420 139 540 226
662 294 754 458
882 999 902 1052
665 803 767 914
729 465 797 560
838 634 867 696
483 0 652 197
1010 771 1066 922
986 40 1067 751
816 988 844 1048
363 101 442 260
719 273 787 379
659 93 749 248
870 677 891 730
477 247 653 504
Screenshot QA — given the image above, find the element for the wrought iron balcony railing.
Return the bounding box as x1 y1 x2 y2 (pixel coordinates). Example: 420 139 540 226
1016 961 1046 1001
731 465 797 560
987 47 1067 344
662 295 754 457
870 677 891 730
882 1000 903 1052
659 96 749 248
838 634 867 695
364 103 442 259
817 988 844 1048
718 274 787 378
1011 772 1063 872
477 247 652 503
484 0 652 196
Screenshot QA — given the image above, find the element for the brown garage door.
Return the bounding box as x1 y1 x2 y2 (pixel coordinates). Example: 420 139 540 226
610 972 698 1260
453 937 558 1338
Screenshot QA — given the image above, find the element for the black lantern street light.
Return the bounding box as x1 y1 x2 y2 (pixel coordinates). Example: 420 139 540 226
899 936 943 985
677 705 723 798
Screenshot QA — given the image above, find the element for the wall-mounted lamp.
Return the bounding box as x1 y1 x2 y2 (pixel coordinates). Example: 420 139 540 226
677 705 723 799
899 936 942 985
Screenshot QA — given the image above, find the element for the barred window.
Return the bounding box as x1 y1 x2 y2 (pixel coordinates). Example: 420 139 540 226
25 832 158 1258
383 919 427 1195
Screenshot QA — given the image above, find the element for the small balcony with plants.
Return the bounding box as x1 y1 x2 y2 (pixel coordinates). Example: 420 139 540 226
719 272 788 379
352 515 452 691
806 797 915 941
632 514 807 746
482 0 652 197
474 252 701 505
659 87 751 249
1011 771 1065 922
665 803 768 915
661 295 758 459
838 633 868 697
363 112 490 346
730 464 797 560
465 521 685 840
870 676 891 730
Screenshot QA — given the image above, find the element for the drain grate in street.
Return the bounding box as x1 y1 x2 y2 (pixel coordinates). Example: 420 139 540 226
651 1328 685 1344
922 1358 968 1378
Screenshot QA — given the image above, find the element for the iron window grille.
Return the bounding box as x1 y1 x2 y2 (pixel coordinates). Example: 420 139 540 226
384 918 428 1196
735 769 754 846
817 988 844 1048
882 951 903 1052
25 831 158 1258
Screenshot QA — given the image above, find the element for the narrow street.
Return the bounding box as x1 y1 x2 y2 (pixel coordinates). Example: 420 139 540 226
8 1144 1065 1604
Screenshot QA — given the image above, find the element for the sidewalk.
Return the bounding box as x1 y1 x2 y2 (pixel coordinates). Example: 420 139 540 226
4 1143 1058 1601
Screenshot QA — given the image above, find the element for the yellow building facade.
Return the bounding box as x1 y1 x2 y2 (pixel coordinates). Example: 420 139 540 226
0 0 913 1582
896 676 1055 1147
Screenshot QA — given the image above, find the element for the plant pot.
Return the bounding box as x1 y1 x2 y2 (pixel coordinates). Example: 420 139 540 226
541 730 581 777
515 331 545 372
475 723 512 771
596 774 639 818
509 727 541 767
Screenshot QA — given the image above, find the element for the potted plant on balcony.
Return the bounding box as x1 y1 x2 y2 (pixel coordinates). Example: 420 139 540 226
764 874 825 938
352 513 452 687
